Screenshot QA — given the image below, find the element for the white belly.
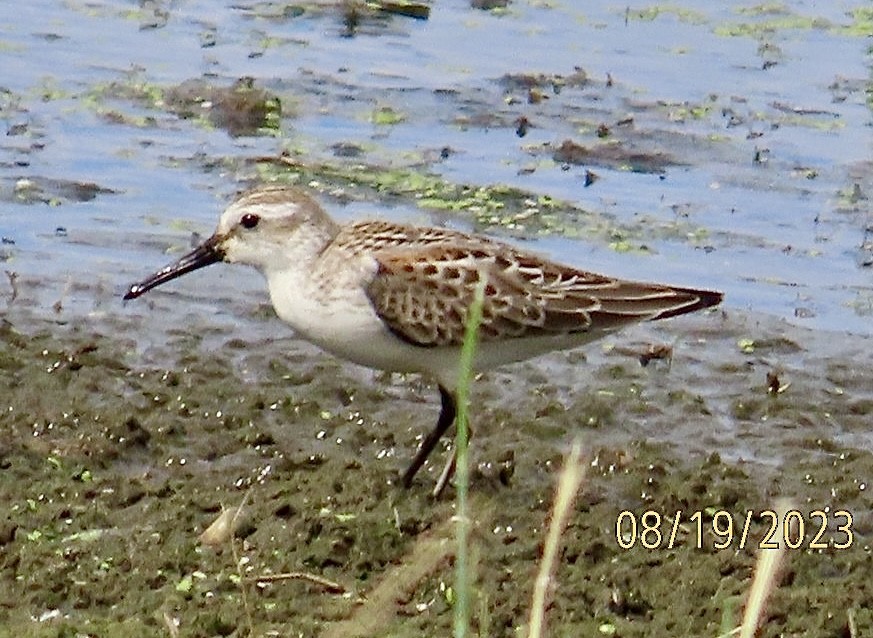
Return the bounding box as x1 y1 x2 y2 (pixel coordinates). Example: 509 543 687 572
263 266 601 390
265 266 460 381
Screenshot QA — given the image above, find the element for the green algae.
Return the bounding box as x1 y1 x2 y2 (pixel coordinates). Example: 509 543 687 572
1 299 873 637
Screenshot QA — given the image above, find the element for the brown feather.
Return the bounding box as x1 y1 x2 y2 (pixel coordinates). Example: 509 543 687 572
353 222 722 348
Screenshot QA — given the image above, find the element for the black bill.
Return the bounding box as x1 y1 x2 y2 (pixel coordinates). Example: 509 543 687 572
123 235 224 300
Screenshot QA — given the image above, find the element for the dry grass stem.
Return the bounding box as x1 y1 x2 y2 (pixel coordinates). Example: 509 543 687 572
252 571 347 594
847 608 858 638
738 499 793 638
528 438 587 638
322 514 467 638
162 611 180 638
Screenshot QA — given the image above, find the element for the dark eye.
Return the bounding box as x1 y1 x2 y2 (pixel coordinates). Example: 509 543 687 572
240 213 260 229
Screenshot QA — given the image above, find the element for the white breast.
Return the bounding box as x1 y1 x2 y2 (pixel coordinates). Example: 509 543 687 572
263 258 458 380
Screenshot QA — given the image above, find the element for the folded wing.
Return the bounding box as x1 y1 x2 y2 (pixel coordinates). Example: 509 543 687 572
364 238 721 348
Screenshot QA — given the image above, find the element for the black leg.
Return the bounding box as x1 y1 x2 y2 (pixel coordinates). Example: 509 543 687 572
401 385 456 488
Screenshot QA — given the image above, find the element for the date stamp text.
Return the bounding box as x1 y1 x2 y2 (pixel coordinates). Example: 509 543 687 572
615 509 854 550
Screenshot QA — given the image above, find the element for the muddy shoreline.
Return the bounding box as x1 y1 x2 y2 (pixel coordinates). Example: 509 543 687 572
1 294 871 636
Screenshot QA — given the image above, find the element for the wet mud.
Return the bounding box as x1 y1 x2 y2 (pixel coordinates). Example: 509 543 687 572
0 298 871 637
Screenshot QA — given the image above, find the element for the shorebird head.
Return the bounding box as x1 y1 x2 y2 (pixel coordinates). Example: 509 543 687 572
123 185 338 300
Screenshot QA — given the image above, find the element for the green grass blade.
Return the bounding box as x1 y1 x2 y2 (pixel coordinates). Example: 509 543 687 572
454 277 486 638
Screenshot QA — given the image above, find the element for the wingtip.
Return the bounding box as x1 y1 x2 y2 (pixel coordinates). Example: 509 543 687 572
649 288 724 321
697 289 724 310
653 287 723 321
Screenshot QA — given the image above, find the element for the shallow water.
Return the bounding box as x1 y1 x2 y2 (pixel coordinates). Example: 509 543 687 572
1 0 871 334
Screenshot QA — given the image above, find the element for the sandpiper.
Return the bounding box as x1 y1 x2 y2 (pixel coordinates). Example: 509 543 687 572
125 184 723 489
